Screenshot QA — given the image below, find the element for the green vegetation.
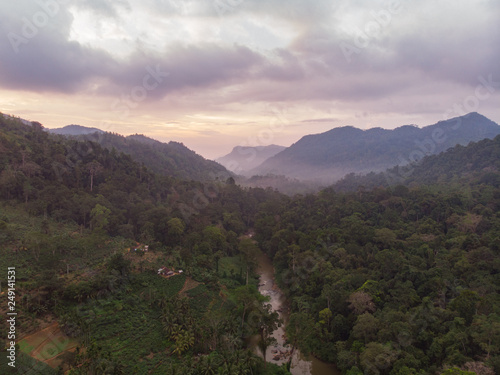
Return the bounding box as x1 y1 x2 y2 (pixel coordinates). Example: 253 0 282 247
334 135 500 192
74 131 229 181
2 113 499 374
0 115 287 374
255 173 500 374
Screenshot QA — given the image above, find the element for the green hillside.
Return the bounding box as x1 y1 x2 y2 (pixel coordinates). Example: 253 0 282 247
47 122 230 181
333 135 500 192
0 114 288 375
1 113 499 375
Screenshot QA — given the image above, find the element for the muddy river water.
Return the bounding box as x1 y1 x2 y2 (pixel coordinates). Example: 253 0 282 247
254 251 340 375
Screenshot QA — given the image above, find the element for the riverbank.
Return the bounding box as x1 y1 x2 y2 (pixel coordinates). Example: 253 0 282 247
254 251 340 375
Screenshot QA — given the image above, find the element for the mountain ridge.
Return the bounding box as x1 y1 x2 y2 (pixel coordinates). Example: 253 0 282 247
74 131 230 181
216 144 286 174
332 134 500 192
250 112 500 183
43 124 230 181
47 124 105 135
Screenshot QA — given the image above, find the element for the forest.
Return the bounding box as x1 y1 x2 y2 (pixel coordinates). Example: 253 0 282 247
1 114 499 375
0 114 287 374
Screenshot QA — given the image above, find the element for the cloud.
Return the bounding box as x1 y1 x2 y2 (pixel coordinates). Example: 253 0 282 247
99 43 264 98
0 1 117 93
70 0 131 18
301 118 338 123
0 2 263 96
257 48 305 81
0 0 498 122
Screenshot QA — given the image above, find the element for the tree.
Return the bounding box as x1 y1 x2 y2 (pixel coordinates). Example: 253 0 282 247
374 228 397 248
360 342 399 375
172 329 195 356
214 249 224 274
249 303 280 366
321 284 334 312
319 307 333 327
223 212 245 234
90 204 111 233
286 312 316 357
450 290 480 325
348 291 376 315
352 312 380 344
167 218 185 244
461 362 495 375
471 314 500 360
230 285 265 334
86 160 103 192
140 221 156 244
106 253 131 277
238 238 259 285
203 225 225 251
287 244 300 272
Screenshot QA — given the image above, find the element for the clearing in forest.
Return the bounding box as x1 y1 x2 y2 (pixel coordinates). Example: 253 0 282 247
17 322 78 369
179 276 201 295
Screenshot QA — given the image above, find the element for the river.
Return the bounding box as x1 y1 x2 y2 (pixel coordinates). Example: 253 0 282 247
254 251 340 375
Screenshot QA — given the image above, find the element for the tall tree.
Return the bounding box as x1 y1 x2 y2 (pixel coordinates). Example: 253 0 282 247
87 160 103 192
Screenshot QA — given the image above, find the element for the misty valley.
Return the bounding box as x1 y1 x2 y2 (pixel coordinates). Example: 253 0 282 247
1 112 499 375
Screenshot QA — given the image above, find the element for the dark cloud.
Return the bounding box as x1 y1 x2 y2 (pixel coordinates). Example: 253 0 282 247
0 2 263 96
0 36 116 93
0 2 116 92
100 43 263 98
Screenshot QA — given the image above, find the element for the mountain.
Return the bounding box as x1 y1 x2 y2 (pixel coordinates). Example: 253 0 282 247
74 132 230 181
1 113 33 126
250 112 500 183
47 124 105 135
42 123 229 181
2 112 500 375
216 144 286 174
332 134 500 192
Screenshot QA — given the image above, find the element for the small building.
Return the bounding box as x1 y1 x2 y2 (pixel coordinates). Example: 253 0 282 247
158 266 175 276
134 243 149 252
157 266 169 275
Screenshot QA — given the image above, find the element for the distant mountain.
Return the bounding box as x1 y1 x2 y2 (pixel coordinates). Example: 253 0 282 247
216 145 286 174
75 132 230 181
251 112 500 183
47 124 105 135
333 134 500 192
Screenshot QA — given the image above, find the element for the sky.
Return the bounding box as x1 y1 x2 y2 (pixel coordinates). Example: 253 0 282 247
0 0 499 159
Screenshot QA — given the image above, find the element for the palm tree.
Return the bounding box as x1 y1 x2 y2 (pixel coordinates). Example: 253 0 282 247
198 355 217 375
242 350 258 375
172 329 195 356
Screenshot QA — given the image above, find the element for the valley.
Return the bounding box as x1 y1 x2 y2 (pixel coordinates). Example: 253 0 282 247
1 113 499 375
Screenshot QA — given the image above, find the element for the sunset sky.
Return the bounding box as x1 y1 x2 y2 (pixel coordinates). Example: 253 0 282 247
1 0 499 159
